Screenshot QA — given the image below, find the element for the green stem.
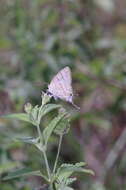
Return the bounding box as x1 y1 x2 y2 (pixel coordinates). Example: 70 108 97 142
53 134 63 174
43 150 51 181
37 124 51 181
37 125 43 142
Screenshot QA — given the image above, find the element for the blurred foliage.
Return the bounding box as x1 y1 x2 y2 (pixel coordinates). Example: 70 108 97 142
0 0 126 189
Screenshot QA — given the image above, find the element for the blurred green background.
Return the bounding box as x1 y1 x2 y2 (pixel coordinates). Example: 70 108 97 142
0 0 126 189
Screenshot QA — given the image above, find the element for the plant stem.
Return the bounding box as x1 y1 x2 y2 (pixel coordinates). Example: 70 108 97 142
53 134 63 174
37 124 43 143
37 124 51 181
43 150 51 181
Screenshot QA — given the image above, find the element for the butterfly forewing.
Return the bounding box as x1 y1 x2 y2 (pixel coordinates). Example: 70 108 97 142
60 67 72 84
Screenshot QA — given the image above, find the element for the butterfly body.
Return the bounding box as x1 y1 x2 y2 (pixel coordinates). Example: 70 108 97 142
47 67 79 109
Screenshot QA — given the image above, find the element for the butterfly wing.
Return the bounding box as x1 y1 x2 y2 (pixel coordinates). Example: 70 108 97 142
48 67 73 102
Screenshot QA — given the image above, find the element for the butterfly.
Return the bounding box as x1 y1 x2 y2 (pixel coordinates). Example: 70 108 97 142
47 67 80 109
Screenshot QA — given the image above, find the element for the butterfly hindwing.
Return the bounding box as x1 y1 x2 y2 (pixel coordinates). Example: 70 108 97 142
47 66 80 109
48 67 73 101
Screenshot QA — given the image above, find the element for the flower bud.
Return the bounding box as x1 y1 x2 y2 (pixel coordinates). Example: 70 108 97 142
41 91 51 106
24 102 32 113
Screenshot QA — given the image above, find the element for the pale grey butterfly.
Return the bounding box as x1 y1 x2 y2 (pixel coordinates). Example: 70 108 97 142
47 67 80 109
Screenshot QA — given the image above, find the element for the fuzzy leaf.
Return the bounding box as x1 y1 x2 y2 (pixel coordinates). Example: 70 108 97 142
65 177 77 186
62 187 74 190
3 113 31 123
3 104 61 127
54 108 70 135
37 104 61 124
43 113 66 147
0 162 19 174
27 104 61 126
3 168 42 180
56 162 94 182
54 117 70 135
30 105 39 121
29 105 39 125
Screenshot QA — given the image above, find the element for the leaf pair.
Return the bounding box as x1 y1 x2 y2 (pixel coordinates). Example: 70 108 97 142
15 109 70 150
25 103 62 126
53 162 94 190
4 103 61 126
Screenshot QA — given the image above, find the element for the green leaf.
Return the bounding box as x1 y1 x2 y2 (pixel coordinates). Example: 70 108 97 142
3 113 37 126
28 104 61 126
74 162 87 167
54 108 70 135
41 104 61 117
3 113 30 123
64 177 77 186
78 168 95 175
43 113 66 147
0 162 19 174
3 168 42 180
37 104 61 124
30 105 39 121
3 104 61 127
28 105 39 126
16 137 39 144
54 117 70 135
56 162 94 182
62 187 74 190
